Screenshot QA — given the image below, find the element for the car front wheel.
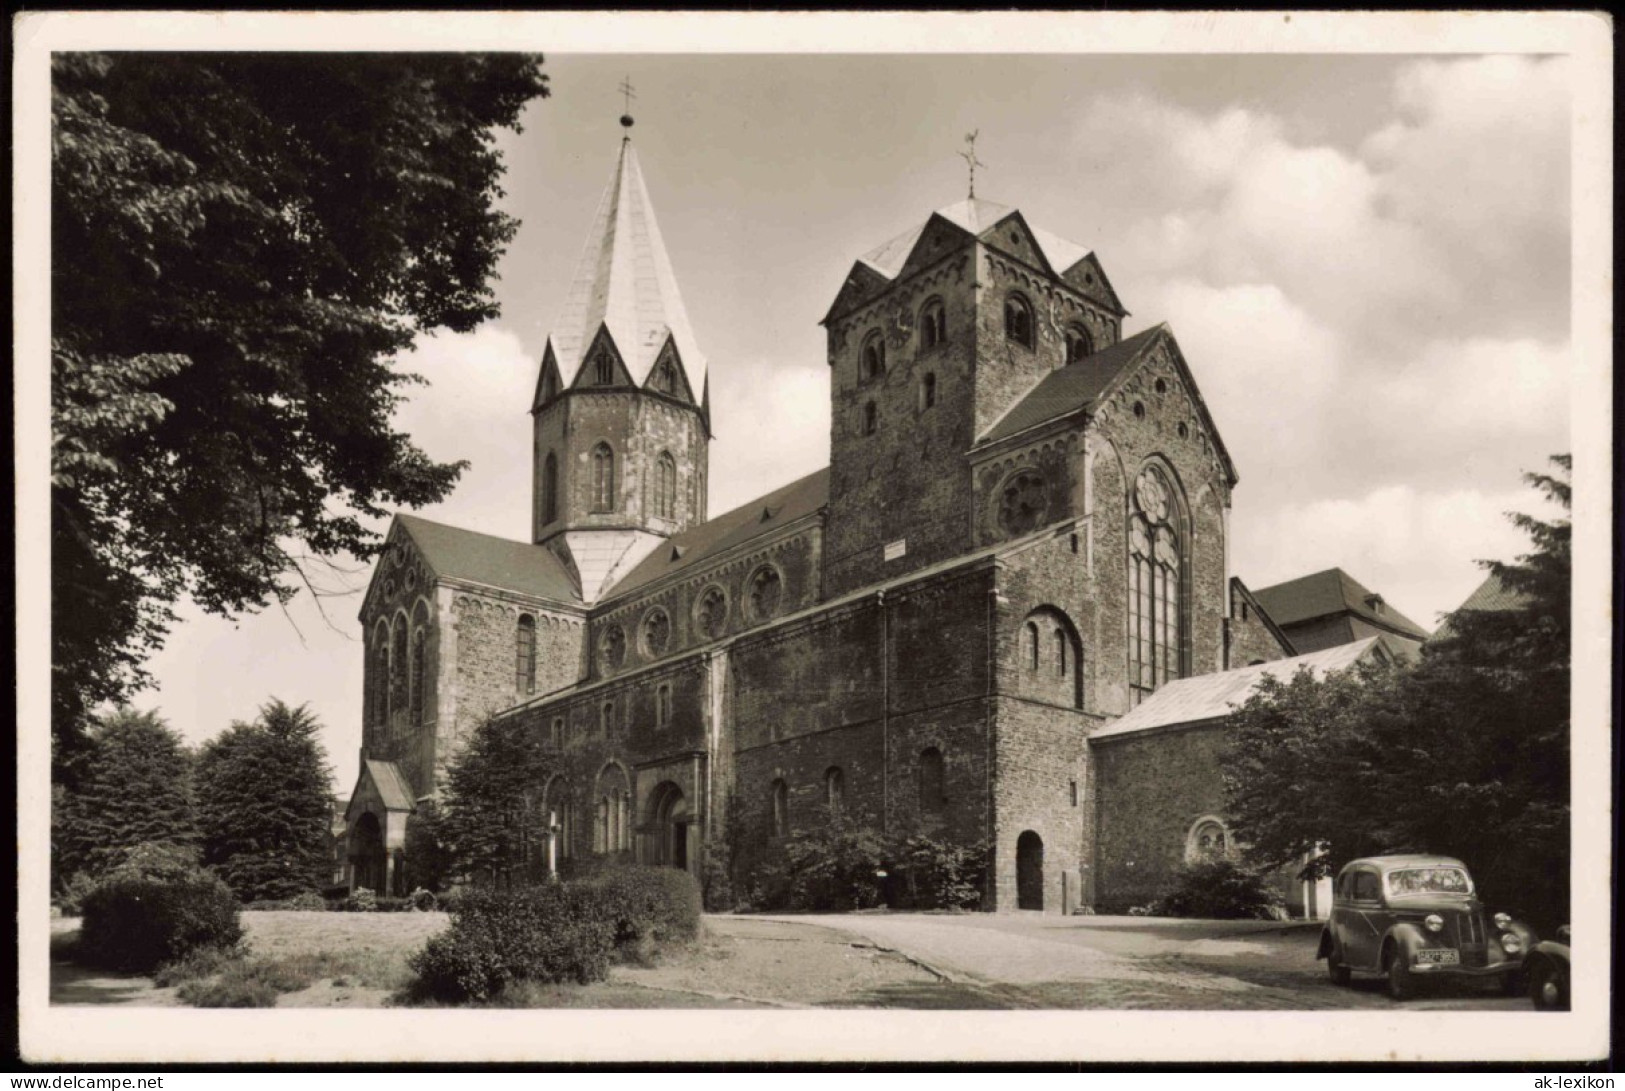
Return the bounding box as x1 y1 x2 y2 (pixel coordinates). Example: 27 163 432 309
1529 961 1569 1011
1385 947 1416 1001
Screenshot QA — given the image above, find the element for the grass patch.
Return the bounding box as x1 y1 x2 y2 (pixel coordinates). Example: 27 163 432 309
152 945 241 987
168 948 411 1007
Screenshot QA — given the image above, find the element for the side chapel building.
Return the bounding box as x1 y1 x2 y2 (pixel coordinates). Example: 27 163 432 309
344 120 1427 914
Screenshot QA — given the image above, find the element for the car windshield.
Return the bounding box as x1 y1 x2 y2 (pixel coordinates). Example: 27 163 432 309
1386 867 1472 896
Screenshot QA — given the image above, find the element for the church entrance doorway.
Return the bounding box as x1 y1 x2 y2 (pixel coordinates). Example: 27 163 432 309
352 812 386 893
650 782 689 871
1016 830 1044 911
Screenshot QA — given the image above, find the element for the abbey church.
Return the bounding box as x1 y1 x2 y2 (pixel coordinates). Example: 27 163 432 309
343 123 1431 914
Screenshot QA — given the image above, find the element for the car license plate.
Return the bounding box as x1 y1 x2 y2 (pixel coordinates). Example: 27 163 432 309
1416 949 1460 966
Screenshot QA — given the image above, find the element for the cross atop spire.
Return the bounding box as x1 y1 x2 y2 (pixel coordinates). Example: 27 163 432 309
958 130 985 200
618 76 636 131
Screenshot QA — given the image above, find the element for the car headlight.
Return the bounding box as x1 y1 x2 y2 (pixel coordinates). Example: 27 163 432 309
1425 914 1445 933
1500 933 1523 955
1493 912 1513 929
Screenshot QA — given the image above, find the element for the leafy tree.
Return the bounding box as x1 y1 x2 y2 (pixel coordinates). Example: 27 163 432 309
439 716 555 887
50 53 549 768
195 700 335 900
403 798 455 894
56 707 198 884
1222 456 1572 929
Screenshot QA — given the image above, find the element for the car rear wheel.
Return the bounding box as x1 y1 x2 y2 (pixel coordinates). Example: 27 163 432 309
1529 961 1569 1011
1385 946 1416 1001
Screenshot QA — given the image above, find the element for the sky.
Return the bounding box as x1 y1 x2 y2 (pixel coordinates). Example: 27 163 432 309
129 52 1573 791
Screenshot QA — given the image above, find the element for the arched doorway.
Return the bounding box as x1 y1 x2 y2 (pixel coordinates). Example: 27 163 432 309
351 812 386 893
1016 830 1044 911
650 781 689 871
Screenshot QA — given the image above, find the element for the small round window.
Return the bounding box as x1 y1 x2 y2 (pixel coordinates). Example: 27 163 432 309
694 585 729 640
997 470 1050 536
641 608 671 657
746 566 784 622
601 625 627 670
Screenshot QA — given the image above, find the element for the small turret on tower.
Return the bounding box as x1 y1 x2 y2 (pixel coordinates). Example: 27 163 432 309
530 107 711 603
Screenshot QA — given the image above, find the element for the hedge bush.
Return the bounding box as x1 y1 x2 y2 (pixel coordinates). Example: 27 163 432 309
78 845 243 972
409 884 615 1002
408 867 703 1002
1148 859 1285 920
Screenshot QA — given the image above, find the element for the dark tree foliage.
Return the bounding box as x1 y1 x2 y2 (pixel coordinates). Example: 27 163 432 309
195 700 336 901
439 716 555 887
56 707 198 885
50 53 549 769
1222 457 1572 930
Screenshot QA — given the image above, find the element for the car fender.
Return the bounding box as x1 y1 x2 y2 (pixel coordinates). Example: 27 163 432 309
1524 940 1569 972
1316 926 1335 960
1385 920 1429 962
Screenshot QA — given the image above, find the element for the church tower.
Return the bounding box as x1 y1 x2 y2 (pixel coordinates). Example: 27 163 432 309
531 117 711 602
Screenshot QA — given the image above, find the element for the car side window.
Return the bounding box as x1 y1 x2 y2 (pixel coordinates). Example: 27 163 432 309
1353 871 1380 902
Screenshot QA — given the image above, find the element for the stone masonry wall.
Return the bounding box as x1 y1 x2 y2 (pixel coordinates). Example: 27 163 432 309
1228 582 1295 667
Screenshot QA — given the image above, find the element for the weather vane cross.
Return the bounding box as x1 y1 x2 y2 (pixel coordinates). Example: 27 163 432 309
618 76 637 129
958 130 985 199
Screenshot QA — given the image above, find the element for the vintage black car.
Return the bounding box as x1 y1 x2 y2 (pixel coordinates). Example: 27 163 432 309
1524 925 1570 1011
1317 854 1535 1000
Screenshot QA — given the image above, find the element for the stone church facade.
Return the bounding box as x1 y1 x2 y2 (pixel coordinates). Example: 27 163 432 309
344 126 1408 913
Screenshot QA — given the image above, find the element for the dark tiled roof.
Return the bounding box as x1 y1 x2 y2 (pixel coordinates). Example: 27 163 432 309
977 325 1164 445
604 467 830 600
396 513 580 605
1252 567 1430 641
1430 572 1530 642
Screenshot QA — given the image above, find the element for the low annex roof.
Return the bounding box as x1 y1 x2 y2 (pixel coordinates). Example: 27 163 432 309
1429 571 1529 642
396 513 581 605
1252 567 1431 641
603 467 831 600
344 759 416 820
1090 638 1384 741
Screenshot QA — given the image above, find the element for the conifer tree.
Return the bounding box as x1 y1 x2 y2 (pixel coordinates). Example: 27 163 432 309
56 707 197 883
195 700 335 900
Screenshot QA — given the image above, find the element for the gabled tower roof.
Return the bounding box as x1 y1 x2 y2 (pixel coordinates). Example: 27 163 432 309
544 135 706 393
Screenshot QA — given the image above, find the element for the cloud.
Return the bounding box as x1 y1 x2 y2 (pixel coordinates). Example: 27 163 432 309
1235 482 1549 628
709 361 830 515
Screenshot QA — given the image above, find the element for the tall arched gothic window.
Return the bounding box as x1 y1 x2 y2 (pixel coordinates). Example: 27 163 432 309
655 451 677 520
410 602 429 727
371 626 390 726
516 614 537 696
1128 465 1184 704
592 443 615 512
389 618 408 717
541 452 558 526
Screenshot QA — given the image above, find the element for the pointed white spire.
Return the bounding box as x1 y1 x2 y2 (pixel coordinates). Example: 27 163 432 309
544 136 707 393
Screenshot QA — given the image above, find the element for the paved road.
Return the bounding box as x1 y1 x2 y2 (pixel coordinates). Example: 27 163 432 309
749 912 1530 1010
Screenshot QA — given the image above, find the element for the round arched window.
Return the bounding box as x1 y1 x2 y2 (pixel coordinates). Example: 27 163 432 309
601 625 627 670
746 566 784 622
996 469 1050 536
1187 817 1231 863
641 608 671 657
694 585 729 640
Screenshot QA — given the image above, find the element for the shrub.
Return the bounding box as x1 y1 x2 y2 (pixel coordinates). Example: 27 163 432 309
78 848 243 972
153 944 241 987
341 888 379 913
576 866 702 960
1148 859 1285 920
54 871 99 917
177 973 279 1008
408 887 438 912
888 834 985 911
408 885 615 1002
287 890 328 912
777 823 888 912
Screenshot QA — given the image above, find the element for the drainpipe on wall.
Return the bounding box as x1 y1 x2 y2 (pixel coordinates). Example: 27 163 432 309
878 588 889 836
